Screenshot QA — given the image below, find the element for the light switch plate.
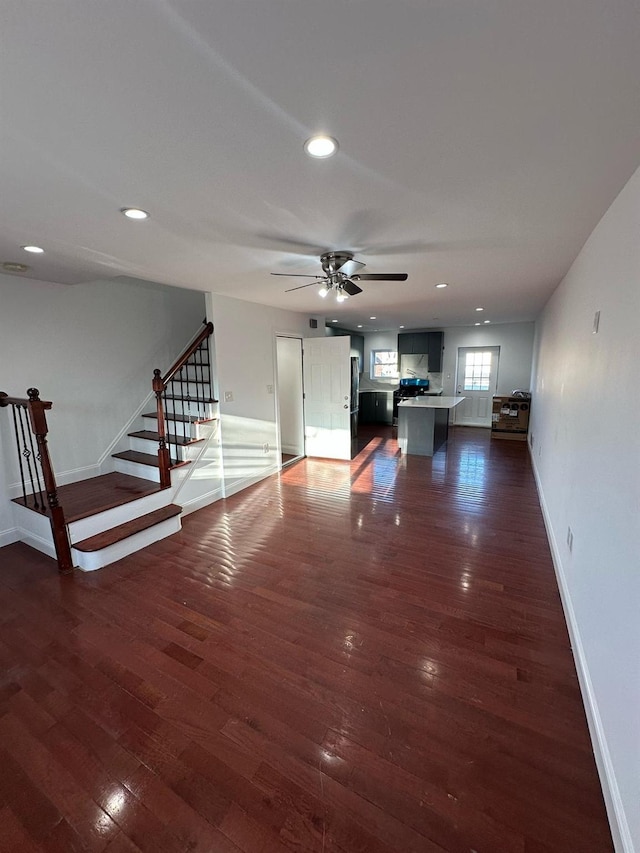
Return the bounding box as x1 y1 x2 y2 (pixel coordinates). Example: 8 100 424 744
592 310 600 334
224 391 234 402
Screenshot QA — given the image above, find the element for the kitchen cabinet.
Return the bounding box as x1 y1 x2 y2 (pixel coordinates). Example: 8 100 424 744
359 392 393 425
427 331 444 372
397 331 444 372
397 332 430 355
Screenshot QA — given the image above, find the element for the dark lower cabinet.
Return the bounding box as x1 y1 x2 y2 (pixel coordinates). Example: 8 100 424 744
359 392 393 425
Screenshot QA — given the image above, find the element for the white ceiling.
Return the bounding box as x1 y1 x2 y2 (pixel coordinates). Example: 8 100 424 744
1 0 639 331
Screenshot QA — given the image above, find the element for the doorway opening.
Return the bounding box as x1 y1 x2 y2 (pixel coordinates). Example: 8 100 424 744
275 336 305 468
454 346 500 427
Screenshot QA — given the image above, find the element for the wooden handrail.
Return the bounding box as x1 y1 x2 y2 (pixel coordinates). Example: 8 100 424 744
0 388 73 573
162 322 213 386
153 321 214 488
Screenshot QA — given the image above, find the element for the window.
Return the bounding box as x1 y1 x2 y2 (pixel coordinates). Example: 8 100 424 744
463 351 492 391
371 349 399 379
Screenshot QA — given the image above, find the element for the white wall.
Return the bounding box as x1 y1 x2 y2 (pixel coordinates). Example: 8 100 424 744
440 322 535 396
0 274 205 541
208 294 323 495
530 166 640 853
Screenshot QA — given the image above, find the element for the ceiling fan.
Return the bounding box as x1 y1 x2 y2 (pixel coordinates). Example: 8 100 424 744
272 251 408 302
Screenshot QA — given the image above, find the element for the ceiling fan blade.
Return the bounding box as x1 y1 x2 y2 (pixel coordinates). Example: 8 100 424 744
352 273 408 282
342 279 363 296
336 258 366 277
271 272 324 278
284 281 327 292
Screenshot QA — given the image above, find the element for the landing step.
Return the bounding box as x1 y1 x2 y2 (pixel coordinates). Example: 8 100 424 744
73 504 182 553
128 430 204 446
112 450 190 469
142 412 217 424
73 505 182 553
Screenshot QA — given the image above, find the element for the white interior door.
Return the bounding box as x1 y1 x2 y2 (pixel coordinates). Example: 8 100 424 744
303 336 351 460
454 346 500 427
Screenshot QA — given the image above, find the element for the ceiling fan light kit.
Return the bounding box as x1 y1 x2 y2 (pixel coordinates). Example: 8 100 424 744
273 250 408 302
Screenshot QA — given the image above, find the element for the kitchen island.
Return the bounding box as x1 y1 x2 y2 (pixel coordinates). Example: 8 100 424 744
397 396 465 456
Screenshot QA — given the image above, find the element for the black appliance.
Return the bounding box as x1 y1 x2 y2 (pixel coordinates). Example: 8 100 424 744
350 357 359 457
393 385 428 426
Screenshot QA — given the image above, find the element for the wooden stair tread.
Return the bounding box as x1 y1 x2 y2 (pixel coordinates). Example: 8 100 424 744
112 450 190 469
72 504 182 552
12 473 166 523
128 429 204 446
142 411 217 424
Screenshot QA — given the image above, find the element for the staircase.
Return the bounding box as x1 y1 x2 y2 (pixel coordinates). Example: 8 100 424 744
2 322 217 572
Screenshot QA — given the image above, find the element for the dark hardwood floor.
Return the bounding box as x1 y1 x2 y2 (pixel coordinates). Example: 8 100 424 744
0 426 613 852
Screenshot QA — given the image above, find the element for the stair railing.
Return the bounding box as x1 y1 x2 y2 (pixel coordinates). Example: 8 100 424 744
0 388 73 573
153 321 214 488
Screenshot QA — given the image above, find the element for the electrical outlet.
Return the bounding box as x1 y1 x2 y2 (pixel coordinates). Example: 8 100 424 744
224 391 233 402
567 526 574 552
263 442 270 454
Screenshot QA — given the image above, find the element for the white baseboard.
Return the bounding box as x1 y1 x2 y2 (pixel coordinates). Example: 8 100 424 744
180 487 223 516
15 528 57 560
529 452 632 853
0 527 19 548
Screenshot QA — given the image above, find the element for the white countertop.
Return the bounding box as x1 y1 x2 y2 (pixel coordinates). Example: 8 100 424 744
398 396 464 409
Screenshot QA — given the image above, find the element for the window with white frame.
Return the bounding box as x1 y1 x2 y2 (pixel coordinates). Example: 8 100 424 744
463 351 492 391
371 350 399 379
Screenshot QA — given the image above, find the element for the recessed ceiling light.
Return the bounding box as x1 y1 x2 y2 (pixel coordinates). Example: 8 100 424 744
22 245 44 254
475 322 481 326
303 135 339 158
121 207 149 220
435 282 448 289
357 324 363 328
3 262 29 273
484 320 491 324
369 316 376 320
399 325 405 329
475 307 484 312
331 319 338 323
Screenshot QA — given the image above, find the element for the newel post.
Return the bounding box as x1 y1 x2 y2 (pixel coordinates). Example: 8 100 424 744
153 369 171 488
25 388 73 574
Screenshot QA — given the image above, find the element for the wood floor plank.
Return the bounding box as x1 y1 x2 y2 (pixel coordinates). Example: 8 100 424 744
0 426 613 852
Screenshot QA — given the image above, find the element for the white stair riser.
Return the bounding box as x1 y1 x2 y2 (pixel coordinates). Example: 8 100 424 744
69 489 174 543
128 436 189 460
72 515 182 571
113 457 160 483
163 402 216 421
142 415 197 440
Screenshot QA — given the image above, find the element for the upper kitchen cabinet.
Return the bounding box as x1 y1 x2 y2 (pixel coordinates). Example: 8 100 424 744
397 331 444 372
397 332 429 355
428 331 444 372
